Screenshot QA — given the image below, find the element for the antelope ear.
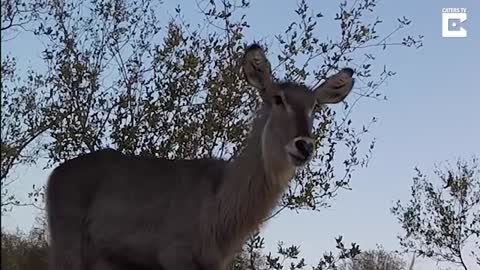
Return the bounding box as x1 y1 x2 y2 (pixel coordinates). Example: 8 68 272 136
241 44 273 92
314 68 354 104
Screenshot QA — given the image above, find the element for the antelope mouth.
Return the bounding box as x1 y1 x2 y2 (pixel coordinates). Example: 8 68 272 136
288 152 309 167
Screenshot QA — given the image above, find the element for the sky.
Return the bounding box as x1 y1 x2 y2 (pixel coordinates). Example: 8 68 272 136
2 0 479 269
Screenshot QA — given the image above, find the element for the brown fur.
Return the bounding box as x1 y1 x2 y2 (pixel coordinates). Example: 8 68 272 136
46 44 355 270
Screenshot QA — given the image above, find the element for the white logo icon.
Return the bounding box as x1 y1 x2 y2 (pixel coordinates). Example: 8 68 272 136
442 8 467 38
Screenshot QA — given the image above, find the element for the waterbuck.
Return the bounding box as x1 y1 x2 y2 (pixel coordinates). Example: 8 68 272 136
46 43 355 270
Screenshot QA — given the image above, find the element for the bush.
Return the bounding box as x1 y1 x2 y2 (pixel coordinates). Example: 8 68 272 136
1 228 48 270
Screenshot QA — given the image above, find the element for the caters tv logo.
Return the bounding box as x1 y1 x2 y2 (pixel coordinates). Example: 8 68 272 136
442 8 467 38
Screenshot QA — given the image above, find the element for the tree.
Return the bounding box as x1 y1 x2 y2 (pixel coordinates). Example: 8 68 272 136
1 53 49 213
1 0 423 268
391 157 480 270
1 0 47 35
1 0 421 217
230 233 360 270
337 247 407 270
1 227 48 270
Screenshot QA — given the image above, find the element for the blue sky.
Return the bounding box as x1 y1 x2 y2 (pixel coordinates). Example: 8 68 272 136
2 0 479 269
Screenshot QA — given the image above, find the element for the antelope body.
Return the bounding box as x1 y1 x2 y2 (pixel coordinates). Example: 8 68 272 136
46 44 355 270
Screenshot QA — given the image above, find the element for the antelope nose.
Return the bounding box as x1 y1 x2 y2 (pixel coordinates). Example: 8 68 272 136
294 138 314 159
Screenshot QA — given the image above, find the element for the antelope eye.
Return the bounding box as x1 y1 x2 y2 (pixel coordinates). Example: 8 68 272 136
272 95 283 105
